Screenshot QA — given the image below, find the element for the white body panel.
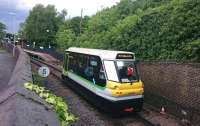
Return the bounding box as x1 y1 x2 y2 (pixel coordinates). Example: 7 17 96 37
66 47 135 60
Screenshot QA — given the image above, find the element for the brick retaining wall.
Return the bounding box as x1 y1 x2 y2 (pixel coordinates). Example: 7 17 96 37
139 62 200 125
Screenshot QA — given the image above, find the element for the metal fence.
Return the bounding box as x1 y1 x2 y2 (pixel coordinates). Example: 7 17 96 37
23 46 64 61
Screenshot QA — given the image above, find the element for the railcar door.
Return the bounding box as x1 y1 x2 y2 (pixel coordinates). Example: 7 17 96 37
63 52 69 71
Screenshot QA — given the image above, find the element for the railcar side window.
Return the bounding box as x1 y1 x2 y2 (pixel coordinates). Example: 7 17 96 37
84 67 94 77
64 53 68 70
99 66 106 80
88 56 106 87
68 53 106 87
77 54 88 76
68 54 74 72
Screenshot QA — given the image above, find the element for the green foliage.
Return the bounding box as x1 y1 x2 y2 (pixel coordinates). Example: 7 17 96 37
32 72 44 86
183 39 200 61
74 0 200 62
55 16 90 51
0 22 6 40
56 26 76 52
22 4 66 47
22 0 200 62
64 16 90 36
24 82 77 126
18 22 26 39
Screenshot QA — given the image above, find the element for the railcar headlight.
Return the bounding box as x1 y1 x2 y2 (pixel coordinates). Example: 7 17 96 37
110 86 119 90
108 85 119 90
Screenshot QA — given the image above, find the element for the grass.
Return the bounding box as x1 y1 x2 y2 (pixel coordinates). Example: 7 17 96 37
0 45 3 50
32 72 44 86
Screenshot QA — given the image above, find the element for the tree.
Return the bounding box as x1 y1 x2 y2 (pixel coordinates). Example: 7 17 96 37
21 0 200 62
22 4 66 48
75 0 200 62
183 39 200 62
0 22 6 40
55 16 90 51
56 25 75 52
18 22 26 39
62 16 90 36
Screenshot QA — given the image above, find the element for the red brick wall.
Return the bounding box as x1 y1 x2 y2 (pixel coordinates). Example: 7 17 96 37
139 62 200 125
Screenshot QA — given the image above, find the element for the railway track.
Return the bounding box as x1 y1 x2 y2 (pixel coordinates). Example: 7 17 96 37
31 58 154 126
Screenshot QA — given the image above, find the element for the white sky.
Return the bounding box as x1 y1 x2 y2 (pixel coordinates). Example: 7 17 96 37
16 0 120 17
0 0 120 32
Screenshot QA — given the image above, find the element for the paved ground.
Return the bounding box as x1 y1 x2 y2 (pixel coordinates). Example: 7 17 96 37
0 49 16 90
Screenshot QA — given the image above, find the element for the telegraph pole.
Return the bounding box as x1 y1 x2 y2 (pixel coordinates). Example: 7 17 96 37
80 9 83 35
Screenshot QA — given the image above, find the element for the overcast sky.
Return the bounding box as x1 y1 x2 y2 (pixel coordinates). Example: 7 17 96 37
0 0 120 33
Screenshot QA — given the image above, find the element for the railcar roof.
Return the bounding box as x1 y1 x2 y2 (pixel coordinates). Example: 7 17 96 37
66 47 135 60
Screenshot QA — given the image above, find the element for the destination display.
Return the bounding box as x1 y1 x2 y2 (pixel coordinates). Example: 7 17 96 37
116 53 134 59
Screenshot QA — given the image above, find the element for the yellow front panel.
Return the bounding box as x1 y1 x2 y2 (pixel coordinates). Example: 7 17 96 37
107 80 144 97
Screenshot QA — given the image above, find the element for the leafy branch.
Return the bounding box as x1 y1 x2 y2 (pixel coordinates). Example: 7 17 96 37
24 82 77 126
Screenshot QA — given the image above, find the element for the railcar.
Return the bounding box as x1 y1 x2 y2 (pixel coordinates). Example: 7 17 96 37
62 47 144 113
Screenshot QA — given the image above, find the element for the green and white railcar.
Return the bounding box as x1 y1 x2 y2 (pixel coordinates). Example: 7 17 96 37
62 47 144 112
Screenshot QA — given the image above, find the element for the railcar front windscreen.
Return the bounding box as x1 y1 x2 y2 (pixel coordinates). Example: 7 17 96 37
104 60 139 83
116 61 138 82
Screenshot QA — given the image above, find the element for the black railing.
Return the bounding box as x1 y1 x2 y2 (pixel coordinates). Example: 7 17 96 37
23 46 64 61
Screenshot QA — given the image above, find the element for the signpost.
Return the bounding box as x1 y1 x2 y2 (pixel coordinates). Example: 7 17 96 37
38 66 50 78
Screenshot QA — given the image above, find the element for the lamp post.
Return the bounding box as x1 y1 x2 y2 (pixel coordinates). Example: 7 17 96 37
46 29 51 49
8 12 16 56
